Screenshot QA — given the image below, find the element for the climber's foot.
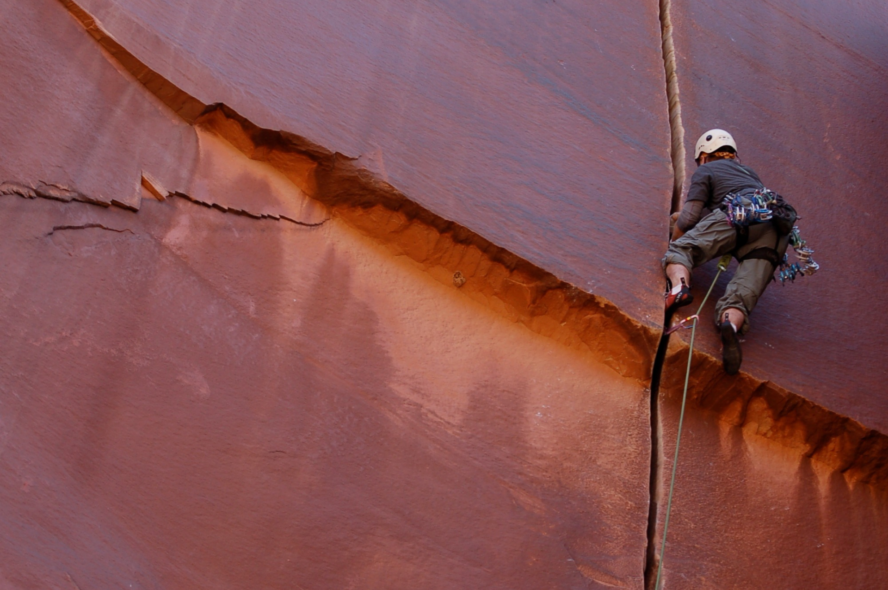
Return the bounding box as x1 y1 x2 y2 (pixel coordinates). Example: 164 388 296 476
719 316 742 375
665 278 693 315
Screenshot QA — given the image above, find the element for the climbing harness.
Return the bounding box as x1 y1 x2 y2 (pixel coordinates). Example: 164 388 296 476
653 255 731 590
724 189 776 227
724 189 820 285
724 187 798 234
778 227 820 284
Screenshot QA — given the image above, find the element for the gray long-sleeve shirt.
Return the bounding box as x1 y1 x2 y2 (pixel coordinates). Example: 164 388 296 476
676 158 765 231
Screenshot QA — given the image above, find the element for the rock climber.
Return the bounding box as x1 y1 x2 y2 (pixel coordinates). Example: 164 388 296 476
662 129 789 375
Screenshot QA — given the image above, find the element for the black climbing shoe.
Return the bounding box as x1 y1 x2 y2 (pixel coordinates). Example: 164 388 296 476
665 278 693 315
719 318 742 375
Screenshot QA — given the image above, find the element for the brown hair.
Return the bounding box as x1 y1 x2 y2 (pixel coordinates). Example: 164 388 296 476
708 150 737 160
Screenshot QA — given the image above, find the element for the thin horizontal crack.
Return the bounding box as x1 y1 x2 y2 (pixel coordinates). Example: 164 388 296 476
169 192 329 227
46 223 133 236
0 181 36 199
280 215 329 228
2 181 329 228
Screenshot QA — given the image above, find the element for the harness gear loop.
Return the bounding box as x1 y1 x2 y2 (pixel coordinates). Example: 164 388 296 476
724 188 779 228
778 226 820 284
654 257 729 590
723 190 820 285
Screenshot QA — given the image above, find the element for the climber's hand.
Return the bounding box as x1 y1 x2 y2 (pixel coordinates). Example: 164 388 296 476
670 212 684 241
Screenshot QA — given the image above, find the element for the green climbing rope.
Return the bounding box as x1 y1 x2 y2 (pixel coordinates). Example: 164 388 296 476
654 254 732 590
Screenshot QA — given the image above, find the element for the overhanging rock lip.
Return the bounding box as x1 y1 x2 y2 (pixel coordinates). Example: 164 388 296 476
44 0 888 488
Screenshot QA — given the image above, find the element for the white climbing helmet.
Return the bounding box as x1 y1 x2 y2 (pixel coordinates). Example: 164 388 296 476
694 129 737 160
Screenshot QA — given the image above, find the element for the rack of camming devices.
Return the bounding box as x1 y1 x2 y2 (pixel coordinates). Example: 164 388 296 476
723 189 820 284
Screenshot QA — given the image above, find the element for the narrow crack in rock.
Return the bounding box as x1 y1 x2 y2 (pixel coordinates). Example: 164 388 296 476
644 381 661 589
659 0 687 212
169 190 330 227
0 181 329 229
46 223 134 236
644 0 685 590
645 0 686 584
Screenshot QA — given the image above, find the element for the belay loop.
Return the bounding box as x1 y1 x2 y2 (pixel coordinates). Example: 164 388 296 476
723 189 821 285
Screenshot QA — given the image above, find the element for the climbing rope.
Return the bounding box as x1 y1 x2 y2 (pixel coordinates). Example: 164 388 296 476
654 254 732 590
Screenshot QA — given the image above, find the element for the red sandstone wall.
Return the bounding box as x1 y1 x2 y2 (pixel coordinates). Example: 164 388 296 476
1 0 887 588
70 0 676 320
653 399 888 589
667 0 888 432
648 1 888 586
0 195 651 589
0 2 653 587
69 0 888 434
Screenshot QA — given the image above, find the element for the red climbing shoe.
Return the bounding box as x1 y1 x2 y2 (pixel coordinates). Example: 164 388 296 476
719 316 742 375
664 278 693 315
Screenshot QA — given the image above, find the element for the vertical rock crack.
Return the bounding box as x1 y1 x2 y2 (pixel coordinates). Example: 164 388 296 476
659 0 687 212
645 0 686 587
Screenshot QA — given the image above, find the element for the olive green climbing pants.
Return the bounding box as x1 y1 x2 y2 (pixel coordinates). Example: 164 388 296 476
663 210 789 334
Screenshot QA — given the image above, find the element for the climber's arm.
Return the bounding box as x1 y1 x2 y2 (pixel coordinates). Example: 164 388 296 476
671 200 705 241
670 164 713 241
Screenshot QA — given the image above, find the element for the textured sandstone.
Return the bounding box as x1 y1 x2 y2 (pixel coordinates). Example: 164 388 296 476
0 2 653 587
69 0 676 321
68 0 888 436
0 0 886 588
649 0 888 586
0 192 651 589
666 0 888 431
653 400 888 589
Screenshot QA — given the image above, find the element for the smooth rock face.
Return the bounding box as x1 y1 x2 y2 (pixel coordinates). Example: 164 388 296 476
654 398 888 590
668 0 888 430
0 5 650 588
1 0 887 588
73 0 888 432
74 0 675 321
0 194 650 589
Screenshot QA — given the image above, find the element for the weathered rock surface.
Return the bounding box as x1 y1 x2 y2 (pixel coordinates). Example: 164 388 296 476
71 0 888 436
71 0 675 322
0 0 886 588
0 193 650 589
668 0 888 431
654 397 888 589
0 3 651 587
